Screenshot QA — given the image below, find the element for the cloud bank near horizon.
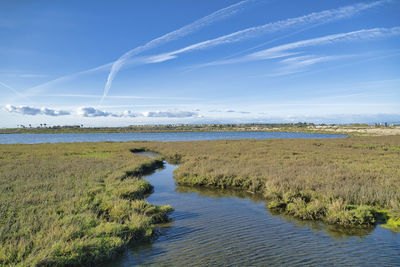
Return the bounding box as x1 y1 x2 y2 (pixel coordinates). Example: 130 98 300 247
77 107 199 118
4 105 200 118
4 105 70 116
141 110 198 118
2 105 399 125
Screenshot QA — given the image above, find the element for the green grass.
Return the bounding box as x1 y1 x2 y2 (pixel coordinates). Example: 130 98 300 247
0 142 172 266
1 136 399 265
138 136 400 230
381 210 400 231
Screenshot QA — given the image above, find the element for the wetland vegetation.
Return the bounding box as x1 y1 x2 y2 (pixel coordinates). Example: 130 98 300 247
0 143 172 266
140 136 400 230
1 135 399 266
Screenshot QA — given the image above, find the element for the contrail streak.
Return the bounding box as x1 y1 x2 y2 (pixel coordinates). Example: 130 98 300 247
272 50 400 81
175 0 387 54
195 26 400 67
130 1 389 69
100 0 255 104
22 0 387 99
25 62 112 97
0 81 34 104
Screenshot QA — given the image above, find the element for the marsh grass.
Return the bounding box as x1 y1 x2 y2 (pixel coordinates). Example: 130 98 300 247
0 142 172 266
1 136 399 266
139 136 400 230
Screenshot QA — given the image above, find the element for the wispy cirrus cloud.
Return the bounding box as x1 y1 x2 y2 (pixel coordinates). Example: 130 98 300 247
143 0 388 65
101 0 255 104
0 81 33 103
24 62 113 97
4 104 70 116
268 54 357 76
196 26 400 67
22 0 386 99
0 73 49 78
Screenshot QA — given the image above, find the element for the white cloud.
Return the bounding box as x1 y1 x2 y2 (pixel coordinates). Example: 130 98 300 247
209 109 251 114
76 107 198 118
77 107 139 118
226 109 250 114
40 107 70 116
4 104 70 116
141 110 198 118
4 104 40 115
121 110 136 118
77 107 112 117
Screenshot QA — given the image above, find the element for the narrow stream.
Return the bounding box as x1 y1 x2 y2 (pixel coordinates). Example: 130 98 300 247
109 153 400 266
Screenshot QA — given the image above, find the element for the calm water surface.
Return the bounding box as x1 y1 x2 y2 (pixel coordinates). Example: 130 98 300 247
106 153 400 267
0 131 345 144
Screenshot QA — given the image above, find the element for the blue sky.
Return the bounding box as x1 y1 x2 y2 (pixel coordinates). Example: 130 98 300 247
1 0 399 127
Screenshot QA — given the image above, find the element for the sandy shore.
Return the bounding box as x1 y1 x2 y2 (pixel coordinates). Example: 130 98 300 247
308 126 400 136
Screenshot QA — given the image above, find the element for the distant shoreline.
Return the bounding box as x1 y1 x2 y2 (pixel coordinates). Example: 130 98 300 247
1 124 399 136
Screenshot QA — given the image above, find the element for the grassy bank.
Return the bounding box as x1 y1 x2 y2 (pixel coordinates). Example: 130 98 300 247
0 142 172 266
139 136 400 231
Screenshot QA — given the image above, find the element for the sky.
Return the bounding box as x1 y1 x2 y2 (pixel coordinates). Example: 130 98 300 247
1 0 399 127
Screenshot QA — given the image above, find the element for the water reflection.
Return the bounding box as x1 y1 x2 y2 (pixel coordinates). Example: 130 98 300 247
107 158 400 266
270 212 375 239
176 184 375 239
175 185 265 202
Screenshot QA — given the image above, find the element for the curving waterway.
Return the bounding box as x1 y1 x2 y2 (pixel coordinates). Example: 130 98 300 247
106 152 400 266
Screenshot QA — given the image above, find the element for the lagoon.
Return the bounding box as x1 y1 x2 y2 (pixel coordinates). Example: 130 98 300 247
0 131 345 144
